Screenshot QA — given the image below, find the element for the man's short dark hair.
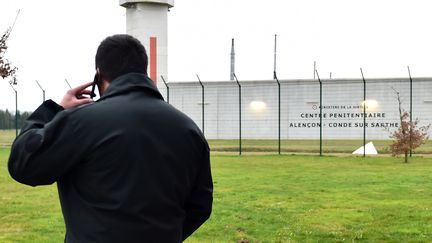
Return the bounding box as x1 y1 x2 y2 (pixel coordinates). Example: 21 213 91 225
95 34 148 81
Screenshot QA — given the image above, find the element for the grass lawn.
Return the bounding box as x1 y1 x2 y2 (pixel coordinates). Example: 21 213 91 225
3 129 432 154
208 139 432 154
0 130 17 148
2 148 432 242
0 148 64 242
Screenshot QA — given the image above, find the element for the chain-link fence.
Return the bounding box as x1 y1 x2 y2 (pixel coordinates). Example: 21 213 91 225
3 76 432 155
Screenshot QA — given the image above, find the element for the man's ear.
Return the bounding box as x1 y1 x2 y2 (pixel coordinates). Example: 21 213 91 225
97 79 111 96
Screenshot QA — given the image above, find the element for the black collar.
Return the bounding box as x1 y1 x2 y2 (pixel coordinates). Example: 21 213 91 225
98 73 164 102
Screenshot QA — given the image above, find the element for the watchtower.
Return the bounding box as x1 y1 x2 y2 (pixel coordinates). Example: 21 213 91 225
120 0 174 86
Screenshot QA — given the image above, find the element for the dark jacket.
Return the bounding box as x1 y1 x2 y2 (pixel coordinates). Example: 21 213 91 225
8 73 213 243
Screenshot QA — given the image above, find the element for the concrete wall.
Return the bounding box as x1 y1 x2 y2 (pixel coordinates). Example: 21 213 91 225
160 78 432 140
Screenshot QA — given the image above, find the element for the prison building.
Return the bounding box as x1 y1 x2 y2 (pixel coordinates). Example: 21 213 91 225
159 77 432 140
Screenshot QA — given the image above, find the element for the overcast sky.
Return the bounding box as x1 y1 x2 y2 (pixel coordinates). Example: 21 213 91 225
1 0 432 111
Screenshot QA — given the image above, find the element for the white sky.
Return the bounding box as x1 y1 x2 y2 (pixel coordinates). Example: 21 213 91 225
1 0 432 111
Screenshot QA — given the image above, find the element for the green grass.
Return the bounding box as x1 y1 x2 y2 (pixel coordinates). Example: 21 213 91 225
185 155 432 242
0 130 17 148
208 139 432 154
3 129 432 154
2 148 432 242
0 148 64 243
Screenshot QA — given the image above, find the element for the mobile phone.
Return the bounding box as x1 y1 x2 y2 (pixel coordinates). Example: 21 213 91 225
91 72 99 98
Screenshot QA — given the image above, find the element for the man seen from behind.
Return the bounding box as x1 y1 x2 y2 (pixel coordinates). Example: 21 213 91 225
8 34 213 243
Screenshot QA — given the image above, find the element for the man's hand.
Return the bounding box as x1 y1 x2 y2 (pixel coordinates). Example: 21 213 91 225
60 82 94 109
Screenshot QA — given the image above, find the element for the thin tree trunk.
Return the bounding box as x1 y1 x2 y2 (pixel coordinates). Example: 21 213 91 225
405 151 408 163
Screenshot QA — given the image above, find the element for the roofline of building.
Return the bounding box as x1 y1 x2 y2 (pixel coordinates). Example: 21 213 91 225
164 77 432 86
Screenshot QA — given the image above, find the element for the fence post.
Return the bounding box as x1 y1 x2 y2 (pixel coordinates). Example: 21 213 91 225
313 61 316 80
36 80 45 102
274 72 281 155
9 83 18 137
360 68 366 157
408 66 413 157
315 70 323 156
196 74 205 135
161 75 169 104
65 79 72 89
233 73 242 155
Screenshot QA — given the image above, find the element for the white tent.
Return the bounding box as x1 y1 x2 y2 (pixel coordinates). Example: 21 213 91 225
352 142 378 155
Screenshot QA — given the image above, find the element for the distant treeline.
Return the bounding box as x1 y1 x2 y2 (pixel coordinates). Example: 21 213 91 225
0 110 32 129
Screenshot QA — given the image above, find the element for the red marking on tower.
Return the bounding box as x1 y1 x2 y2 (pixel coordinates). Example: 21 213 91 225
150 37 157 85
